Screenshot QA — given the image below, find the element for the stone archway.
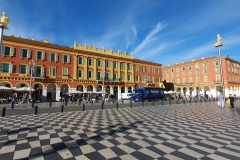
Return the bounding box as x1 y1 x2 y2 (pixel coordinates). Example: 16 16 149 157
189 87 194 96
87 85 93 91
196 86 202 96
60 84 69 96
76 84 83 91
16 82 28 88
0 82 12 88
96 85 102 92
106 85 110 94
128 86 132 93
121 86 125 93
183 87 187 96
33 83 44 101
47 83 57 101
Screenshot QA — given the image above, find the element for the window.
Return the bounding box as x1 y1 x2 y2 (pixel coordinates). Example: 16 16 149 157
113 73 118 80
18 64 29 74
62 55 70 63
142 67 145 72
202 63 207 67
196 77 199 83
88 71 93 78
1 46 14 56
189 77 192 83
33 66 45 77
127 74 131 81
97 59 102 67
127 64 131 70
182 72 186 76
78 70 84 78
182 67 185 71
136 75 139 81
214 67 220 72
121 73 125 81
106 61 110 68
188 71 192 76
63 68 68 76
78 57 84 64
188 66 192 70
204 76 208 82
152 68 155 73
203 69 207 74
0 63 13 73
106 72 110 79
147 67 150 73
215 75 220 81
113 62 117 69
50 67 56 77
49 53 58 62
97 72 101 80
121 63 125 70
20 49 31 58
157 69 160 73
183 78 186 83
35 51 45 60
215 61 219 66
136 65 139 72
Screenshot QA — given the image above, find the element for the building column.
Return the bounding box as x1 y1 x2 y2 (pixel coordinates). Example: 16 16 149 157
56 88 61 101
118 86 122 100
42 87 47 102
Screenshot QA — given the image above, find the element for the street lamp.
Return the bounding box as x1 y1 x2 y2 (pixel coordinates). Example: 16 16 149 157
0 12 9 58
29 60 35 100
195 63 200 98
214 34 224 95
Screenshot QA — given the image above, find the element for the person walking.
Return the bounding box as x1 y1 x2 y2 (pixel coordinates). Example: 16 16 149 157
229 94 235 108
218 91 225 108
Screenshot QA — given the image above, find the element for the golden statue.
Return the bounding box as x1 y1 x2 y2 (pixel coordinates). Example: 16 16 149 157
0 12 10 29
214 34 223 47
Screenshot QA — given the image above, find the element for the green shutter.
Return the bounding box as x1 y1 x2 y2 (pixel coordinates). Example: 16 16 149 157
27 49 31 58
26 65 30 74
0 46 5 55
49 53 51 61
41 66 45 77
62 55 64 62
20 49 23 57
9 64 13 73
35 51 38 60
42 51 45 60
10 47 14 56
82 57 84 64
0 63 3 72
55 54 58 62
67 55 70 63
91 71 93 78
18 64 21 73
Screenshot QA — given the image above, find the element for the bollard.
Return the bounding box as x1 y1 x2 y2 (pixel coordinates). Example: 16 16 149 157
32 100 35 108
130 98 132 108
122 99 124 104
82 104 85 111
50 101 52 107
2 107 6 117
34 106 38 115
61 105 64 113
101 100 104 110
11 102 14 109
152 99 154 106
116 102 119 109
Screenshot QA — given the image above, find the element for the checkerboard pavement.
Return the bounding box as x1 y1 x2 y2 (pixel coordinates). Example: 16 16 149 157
0 102 240 160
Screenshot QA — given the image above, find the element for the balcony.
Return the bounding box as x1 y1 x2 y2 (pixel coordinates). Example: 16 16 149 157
175 82 194 86
214 80 221 84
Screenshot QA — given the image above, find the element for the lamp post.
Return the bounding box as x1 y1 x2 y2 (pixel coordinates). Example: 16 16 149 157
195 63 200 98
214 34 224 95
29 60 35 101
0 12 9 58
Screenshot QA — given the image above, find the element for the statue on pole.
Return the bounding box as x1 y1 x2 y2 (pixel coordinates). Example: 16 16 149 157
214 34 223 47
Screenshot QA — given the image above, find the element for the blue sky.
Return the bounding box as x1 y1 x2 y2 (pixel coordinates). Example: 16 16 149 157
1 0 240 66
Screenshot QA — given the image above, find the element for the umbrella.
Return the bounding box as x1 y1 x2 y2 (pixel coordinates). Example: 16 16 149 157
14 87 34 91
0 86 12 90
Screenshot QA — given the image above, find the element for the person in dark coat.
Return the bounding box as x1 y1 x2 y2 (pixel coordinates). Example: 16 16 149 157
229 94 235 108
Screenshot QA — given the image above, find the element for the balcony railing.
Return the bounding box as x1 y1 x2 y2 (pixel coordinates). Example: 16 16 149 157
175 82 194 86
214 80 221 84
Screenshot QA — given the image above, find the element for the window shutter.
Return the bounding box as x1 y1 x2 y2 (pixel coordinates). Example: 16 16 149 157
1 46 5 55
62 55 64 62
26 65 30 74
55 54 58 62
67 55 70 63
9 64 13 73
20 49 23 57
35 51 38 60
91 71 93 78
0 63 3 72
32 66 37 77
41 66 45 77
49 53 51 61
50 67 53 76
18 64 21 73
10 47 14 56
27 49 31 58
82 57 84 64
42 51 45 60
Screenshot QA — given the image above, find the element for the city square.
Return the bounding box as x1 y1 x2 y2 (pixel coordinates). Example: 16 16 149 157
0 102 240 160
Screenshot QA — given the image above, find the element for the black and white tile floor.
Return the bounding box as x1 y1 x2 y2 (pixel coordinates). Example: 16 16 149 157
0 103 240 160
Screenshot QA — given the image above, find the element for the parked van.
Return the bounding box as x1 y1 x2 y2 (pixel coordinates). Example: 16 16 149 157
121 93 132 99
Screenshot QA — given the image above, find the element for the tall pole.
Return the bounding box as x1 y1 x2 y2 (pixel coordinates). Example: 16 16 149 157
29 60 35 100
218 47 224 95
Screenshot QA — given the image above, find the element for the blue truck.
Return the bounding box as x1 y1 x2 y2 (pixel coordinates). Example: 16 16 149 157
131 87 165 101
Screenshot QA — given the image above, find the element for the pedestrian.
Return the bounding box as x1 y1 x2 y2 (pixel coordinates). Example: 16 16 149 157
218 91 225 108
229 94 235 108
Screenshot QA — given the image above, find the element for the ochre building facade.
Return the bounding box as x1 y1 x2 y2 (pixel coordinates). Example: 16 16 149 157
0 36 162 101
